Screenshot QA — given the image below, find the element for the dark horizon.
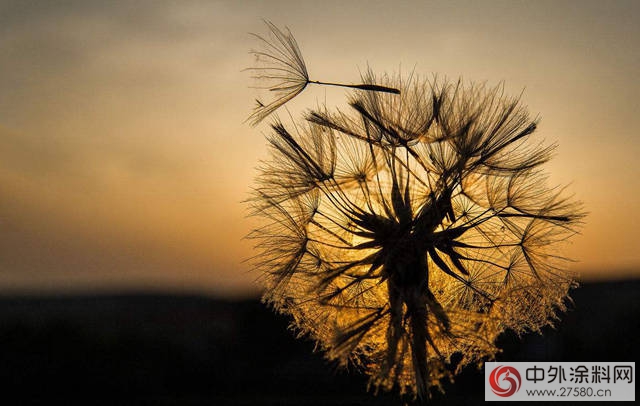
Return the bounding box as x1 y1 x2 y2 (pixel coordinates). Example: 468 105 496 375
1 278 637 405
0 270 635 300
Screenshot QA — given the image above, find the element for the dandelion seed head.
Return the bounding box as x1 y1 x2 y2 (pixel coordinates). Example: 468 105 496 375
248 49 584 399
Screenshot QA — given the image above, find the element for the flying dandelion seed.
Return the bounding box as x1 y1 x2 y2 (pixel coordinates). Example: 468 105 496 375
247 23 584 399
246 20 400 126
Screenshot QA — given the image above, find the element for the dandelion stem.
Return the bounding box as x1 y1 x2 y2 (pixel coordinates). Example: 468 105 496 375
309 80 401 94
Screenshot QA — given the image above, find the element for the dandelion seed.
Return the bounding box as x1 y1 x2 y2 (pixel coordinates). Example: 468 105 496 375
246 21 400 126
247 31 585 400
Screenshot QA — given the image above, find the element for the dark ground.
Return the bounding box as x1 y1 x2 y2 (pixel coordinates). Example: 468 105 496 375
0 279 637 405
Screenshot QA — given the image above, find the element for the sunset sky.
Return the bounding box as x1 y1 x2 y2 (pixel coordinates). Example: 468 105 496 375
1 0 638 296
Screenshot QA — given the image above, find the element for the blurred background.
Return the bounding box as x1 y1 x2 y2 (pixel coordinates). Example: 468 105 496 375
0 0 638 404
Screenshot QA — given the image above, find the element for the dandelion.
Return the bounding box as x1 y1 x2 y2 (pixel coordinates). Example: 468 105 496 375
247 21 400 126
247 24 584 400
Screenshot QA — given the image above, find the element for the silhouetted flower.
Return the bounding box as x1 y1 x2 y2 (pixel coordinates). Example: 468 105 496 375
247 26 584 400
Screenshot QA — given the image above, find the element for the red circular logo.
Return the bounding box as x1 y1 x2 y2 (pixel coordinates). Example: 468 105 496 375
489 365 522 397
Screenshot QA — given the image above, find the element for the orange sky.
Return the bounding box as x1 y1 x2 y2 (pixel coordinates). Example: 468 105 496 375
0 0 638 296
